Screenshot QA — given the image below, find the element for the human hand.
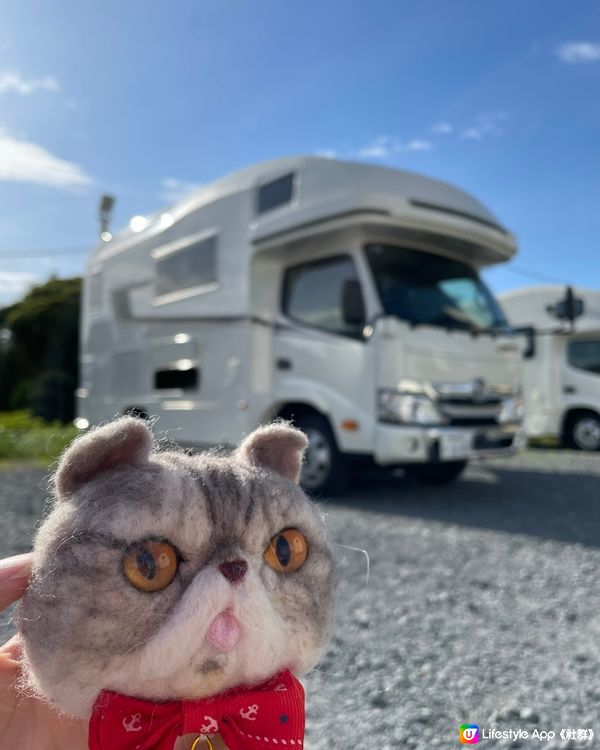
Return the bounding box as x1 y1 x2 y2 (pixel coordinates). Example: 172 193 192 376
0 553 88 750
0 554 230 750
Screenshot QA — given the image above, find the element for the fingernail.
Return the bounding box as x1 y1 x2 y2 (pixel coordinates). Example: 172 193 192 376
0 553 33 583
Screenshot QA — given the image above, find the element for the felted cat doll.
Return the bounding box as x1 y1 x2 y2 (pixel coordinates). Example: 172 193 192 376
17 416 334 750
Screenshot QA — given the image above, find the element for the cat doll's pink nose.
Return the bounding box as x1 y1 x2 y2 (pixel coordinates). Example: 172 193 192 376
219 559 247 584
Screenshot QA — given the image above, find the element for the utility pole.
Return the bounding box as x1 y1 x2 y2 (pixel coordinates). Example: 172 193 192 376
99 194 115 241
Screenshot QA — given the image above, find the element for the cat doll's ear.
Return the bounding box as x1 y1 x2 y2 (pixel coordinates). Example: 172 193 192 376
54 416 153 498
236 422 308 484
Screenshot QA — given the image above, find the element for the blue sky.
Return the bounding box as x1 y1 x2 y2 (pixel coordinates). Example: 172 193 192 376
0 0 599 305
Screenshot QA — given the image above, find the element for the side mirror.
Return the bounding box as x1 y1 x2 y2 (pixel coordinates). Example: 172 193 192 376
514 326 536 359
341 279 366 327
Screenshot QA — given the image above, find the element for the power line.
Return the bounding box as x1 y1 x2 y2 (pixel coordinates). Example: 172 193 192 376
0 245 90 260
500 264 575 287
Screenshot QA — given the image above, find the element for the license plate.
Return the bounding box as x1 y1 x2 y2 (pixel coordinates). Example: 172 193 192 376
439 431 473 460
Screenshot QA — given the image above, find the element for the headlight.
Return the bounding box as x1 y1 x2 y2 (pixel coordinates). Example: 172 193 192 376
377 390 447 425
498 396 524 424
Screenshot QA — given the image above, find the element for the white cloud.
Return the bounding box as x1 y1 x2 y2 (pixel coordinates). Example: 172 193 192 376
0 271 37 305
0 129 92 188
405 139 433 152
477 111 508 136
161 177 204 203
461 127 483 141
357 144 388 158
431 122 453 135
357 136 392 159
461 111 509 141
556 41 600 64
0 71 60 96
315 149 337 159
355 134 435 159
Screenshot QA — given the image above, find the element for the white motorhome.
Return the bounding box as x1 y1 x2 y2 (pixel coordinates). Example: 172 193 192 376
500 286 600 451
78 156 523 493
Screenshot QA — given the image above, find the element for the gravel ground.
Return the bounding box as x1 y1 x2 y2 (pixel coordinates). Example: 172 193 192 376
1 450 599 749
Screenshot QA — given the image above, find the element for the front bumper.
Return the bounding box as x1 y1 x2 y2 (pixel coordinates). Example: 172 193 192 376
373 422 523 466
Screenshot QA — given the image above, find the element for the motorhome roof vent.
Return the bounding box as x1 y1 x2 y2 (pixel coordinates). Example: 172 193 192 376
256 173 294 214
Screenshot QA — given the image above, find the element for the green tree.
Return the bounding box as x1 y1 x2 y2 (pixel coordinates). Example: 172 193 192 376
0 277 81 422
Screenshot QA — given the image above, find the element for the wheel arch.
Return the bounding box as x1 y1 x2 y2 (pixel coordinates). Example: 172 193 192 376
562 406 600 450
271 405 348 494
562 406 600 437
272 401 338 438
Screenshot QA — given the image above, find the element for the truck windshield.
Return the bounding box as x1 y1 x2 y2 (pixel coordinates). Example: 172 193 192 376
365 243 509 333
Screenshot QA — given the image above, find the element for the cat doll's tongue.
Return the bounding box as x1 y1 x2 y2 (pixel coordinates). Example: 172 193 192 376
206 611 240 652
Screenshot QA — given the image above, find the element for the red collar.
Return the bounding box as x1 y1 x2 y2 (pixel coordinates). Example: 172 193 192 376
88 670 305 750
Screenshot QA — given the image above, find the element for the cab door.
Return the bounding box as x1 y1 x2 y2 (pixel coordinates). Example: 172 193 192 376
273 254 375 457
562 337 600 449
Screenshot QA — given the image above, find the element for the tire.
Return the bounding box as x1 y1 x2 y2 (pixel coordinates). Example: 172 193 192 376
564 412 600 451
295 414 349 495
404 460 468 484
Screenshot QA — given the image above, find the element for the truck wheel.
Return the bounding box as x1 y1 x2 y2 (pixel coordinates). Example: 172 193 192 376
405 460 467 484
565 412 600 451
295 415 349 496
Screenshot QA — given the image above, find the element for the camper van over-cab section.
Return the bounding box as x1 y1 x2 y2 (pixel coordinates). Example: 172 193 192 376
78 156 524 493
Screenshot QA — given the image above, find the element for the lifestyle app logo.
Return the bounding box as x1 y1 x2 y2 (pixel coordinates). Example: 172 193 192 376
459 724 480 744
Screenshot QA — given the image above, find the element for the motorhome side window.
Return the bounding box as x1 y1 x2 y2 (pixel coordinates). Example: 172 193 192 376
568 340 600 374
256 173 294 214
155 235 217 299
282 256 363 337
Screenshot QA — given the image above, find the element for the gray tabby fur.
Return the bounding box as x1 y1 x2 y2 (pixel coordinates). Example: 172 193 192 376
17 417 334 718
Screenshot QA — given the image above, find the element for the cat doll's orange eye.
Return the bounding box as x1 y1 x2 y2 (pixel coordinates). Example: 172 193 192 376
264 528 308 573
123 540 179 592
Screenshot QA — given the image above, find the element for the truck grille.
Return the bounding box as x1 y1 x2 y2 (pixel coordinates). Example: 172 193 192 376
434 381 510 427
440 401 502 426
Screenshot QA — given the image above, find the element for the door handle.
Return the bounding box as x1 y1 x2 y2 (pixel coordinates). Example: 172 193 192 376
496 344 519 353
563 385 576 394
276 358 292 371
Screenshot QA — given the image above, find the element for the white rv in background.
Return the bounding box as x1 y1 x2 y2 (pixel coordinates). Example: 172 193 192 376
500 286 600 451
78 156 524 493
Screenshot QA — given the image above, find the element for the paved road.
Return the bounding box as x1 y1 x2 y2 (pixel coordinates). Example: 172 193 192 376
1 450 599 749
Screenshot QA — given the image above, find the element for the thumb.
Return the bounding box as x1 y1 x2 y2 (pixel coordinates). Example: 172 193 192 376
0 554 32 612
